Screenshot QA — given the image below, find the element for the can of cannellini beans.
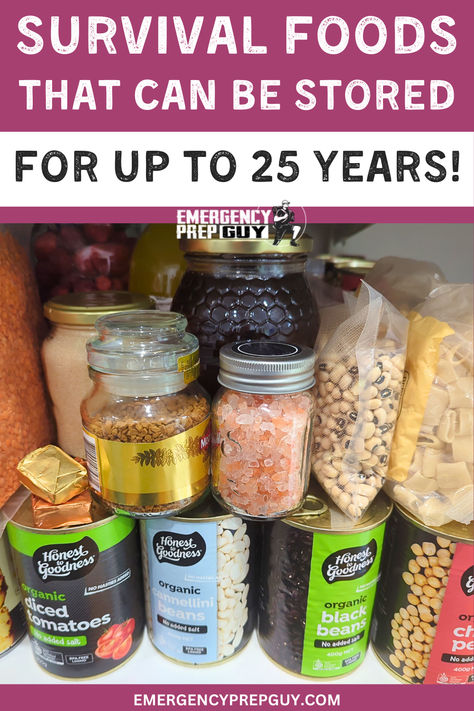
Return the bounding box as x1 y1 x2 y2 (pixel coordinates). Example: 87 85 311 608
141 494 257 665
258 486 392 678
0 532 27 658
6 497 144 678
371 504 474 684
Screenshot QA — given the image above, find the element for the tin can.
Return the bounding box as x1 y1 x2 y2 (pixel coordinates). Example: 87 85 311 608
6 497 145 678
257 485 392 678
141 494 257 665
371 504 474 685
0 533 27 658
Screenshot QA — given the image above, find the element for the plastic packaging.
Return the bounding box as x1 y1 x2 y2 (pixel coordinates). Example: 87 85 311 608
33 224 138 301
385 284 473 527
312 282 408 521
365 256 447 313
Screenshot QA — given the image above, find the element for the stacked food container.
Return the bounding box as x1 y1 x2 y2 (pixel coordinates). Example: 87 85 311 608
0 228 472 685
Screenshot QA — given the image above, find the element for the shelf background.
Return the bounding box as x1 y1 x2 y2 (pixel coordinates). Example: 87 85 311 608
1 632 397 685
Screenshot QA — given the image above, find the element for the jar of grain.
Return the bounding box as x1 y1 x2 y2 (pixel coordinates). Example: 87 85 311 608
81 311 211 517
211 341 315 519
41 291 152 458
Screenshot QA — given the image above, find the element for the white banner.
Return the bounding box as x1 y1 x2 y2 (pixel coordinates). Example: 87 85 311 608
0 131 472 207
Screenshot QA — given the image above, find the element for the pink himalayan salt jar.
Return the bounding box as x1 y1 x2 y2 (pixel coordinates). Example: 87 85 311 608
211 341 315 519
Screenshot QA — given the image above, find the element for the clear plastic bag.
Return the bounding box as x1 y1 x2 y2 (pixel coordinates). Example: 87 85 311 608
312 282 408 520
385 284 473 526
365 256 446 312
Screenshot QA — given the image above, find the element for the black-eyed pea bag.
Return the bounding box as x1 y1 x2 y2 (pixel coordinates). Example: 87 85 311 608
311 282 408 521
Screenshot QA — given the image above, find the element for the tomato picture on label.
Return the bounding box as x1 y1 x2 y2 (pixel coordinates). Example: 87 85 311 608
98 624 120 645
95 639 116 659
95 619 135 661
112 634 133 660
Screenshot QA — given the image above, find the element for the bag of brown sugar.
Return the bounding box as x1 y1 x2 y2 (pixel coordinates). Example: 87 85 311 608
0 231 55 507
385 284 473 527
312 282 408 520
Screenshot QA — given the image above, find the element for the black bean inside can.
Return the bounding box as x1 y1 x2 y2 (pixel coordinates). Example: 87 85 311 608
258 521 312 673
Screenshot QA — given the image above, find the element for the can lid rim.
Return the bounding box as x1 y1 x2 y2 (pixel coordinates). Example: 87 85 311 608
394 503 474 544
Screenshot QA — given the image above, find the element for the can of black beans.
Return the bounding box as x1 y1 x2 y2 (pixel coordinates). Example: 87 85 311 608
6 497 145 678
258 486 392 678
0 531 27 658
371 504 474 684
141 494 258 665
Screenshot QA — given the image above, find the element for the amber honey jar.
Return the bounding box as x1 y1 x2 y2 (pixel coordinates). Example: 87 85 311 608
171 237 319 395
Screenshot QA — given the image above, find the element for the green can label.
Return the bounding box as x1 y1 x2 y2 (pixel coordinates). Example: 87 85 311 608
301 527 385 677
7 515 144 678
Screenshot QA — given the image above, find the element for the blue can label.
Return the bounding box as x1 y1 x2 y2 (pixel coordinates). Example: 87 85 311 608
142 516 251 664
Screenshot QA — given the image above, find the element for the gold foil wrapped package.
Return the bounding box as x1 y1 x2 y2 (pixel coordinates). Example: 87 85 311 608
31 490 93 529
17 445 88 504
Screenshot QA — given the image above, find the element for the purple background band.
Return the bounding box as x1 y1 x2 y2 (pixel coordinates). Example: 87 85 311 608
0 684 473 711
0 0 473 132
1 207 473 223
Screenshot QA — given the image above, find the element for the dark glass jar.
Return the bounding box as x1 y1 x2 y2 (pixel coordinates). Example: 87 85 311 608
171 238 319 395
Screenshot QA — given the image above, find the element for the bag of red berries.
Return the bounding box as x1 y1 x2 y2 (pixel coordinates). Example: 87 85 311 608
32 223 140 301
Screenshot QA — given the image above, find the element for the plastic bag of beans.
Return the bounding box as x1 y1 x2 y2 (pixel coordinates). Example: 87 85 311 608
385 284 473 527
311 282 408 520
0 231 55 507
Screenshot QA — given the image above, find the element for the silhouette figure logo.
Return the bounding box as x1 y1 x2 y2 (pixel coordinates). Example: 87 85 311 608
272 200 303 246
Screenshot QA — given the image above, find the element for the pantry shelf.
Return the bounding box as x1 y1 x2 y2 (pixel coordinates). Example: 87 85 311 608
2 633 397 685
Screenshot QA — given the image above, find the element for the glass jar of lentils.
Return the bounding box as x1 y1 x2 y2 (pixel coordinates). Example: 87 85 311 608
81 311 211 517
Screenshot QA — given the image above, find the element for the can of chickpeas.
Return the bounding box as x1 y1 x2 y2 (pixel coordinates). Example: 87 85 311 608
371 504 474 684
140 495 257 665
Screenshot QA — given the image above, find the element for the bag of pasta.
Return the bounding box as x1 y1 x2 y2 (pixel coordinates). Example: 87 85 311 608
312 282 408 520
385 284 473 527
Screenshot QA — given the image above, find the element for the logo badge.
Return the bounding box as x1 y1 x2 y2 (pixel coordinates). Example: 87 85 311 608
153 531 206 567
460 566 474 596
322 540 377 584
33 537 99 582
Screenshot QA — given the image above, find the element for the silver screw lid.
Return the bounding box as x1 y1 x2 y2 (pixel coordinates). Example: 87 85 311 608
218 341 315 394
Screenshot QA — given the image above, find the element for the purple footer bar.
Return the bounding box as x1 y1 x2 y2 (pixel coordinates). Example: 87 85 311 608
1 684 472 711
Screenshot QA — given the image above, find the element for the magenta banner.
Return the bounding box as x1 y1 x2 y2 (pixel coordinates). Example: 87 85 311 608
0 0 473 219
1 683 473 711
0 0 471 132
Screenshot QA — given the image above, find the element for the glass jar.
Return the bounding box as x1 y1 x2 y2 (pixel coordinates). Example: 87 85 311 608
211 341 315 519
81 311 211 517
41 292 152 458
171 237 319 395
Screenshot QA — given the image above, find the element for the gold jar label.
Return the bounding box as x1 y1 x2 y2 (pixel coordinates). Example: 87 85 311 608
83 418 210 508
177 349 200 384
